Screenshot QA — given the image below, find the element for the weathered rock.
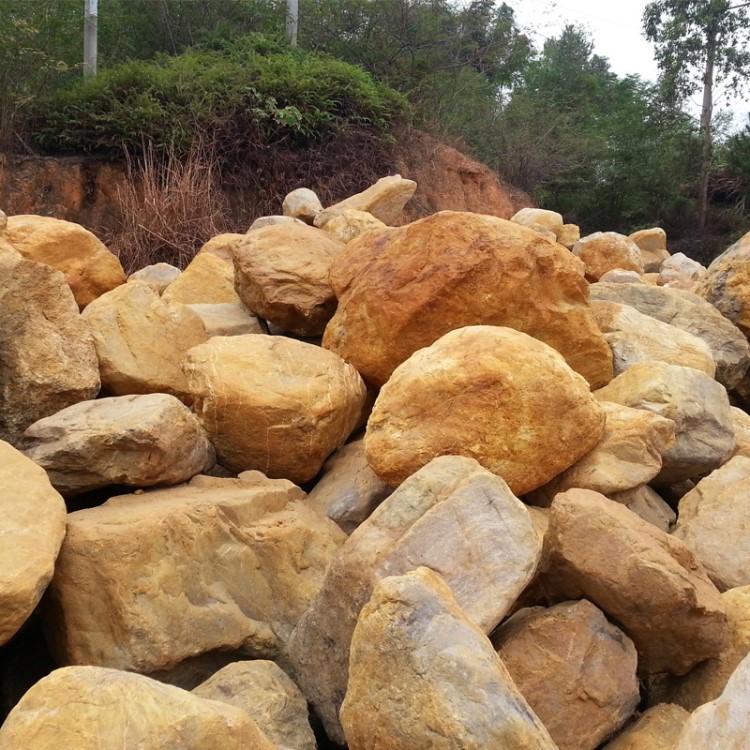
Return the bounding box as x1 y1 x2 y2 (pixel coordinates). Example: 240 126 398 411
510 207 564 232
365 326 606 494
493 600 639 750
162 251 239 305
183 335 366 483
314 209 387 243
602 704 689 750
628 227 670 273
6 215 125 308
527 401 676 507
286 456 543 744
20 394 215 496
127 262 181 293
573 232 644 281
340 568 557 750
45 472 346 673
671 652 750 749
609 484 676 532
323 211 612 388
249 216 306 230
0 253 100 444
0 441 67 646
730 406 750 458
282 187 323 224
672 457 750 590
658 253 706 291
599 269 645 284
196 232 244 262
589 282 750 389
556 223 581 249
594 361 735 484
81 280 207 399
322 174 417 225
649 586 750 711
307 437 393 534
186 302 264 337
542 488 728 675
193 661 316 750
234 223 345 336
592 300 716 377
695 230 750 337
0 666 276 750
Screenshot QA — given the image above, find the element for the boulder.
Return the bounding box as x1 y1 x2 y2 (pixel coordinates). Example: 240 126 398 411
162 251 239 305
672 457 750 590
127 262 181 293
183 335 366 483
592 300 716 378
556 223 581 249
81 280 207 399
314 209 386 243
306 437 393 534
628 227 670 273
340 568 557 750
493 600 639 750
608 484 676 532
594 361 735 484
0 253 100 445
5 215 125 308
234 223 345 336
671 652 750 750
0 441 67 646
286 456 543 744
542 488 728 675
282 187 323 223
658 253 706 292
323 210 613 389
527 401 676 507
196 232 244 262
573 232 644 281
365 326 606 494
193 661 316 750
599 269 645 284
0 666 276 749
321 174 416 225
45 472 346 673
695 230 750 337
589 282 750 389
602 704 689 750
20 394 215 496
730 406 750 459
186 302 264 337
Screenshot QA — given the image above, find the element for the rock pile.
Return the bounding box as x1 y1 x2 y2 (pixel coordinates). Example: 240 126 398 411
2 185 750 748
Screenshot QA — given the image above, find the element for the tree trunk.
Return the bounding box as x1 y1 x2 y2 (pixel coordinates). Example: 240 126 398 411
699 26 716 228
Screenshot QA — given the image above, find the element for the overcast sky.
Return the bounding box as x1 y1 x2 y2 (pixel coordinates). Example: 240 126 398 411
510 0 750 127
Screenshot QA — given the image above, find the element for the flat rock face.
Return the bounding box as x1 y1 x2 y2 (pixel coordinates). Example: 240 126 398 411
162 252 239 305
0 666 275 750
20 394 215 496
0 441 67 646
365 326 606 494
340 568 557 750
628 227 670 273
602 704 689 750
323 211 613 389
127 262 181 293
197 232 244 262
672 652 750 750
186 302 263 337
494 600 639 750
594 361 735 485
81 280 207 399
695 230 750 337
0 253 100 445
6 215 126 308
286 455 543 744
592 300 716 378
527 401 676 507
542 488 728 675
650 586 750 712
193 660 316 750
183 335 366 483
234 223 345 336
306 437 393 534
45 473 346 673
323 174 417 225
589 282 750 389
609 484 676 532
314 208 386 243
573 232 644 281
673 457 750 590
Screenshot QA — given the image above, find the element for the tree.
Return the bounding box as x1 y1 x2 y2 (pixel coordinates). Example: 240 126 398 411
644 0 750 226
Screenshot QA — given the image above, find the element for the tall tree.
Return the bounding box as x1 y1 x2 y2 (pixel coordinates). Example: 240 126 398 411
643 0 750 226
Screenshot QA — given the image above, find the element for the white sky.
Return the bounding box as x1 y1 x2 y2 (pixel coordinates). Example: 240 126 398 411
510 0 750 128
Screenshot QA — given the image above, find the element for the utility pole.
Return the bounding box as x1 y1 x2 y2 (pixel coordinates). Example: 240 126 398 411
84 0 98 77
286 0 298 47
